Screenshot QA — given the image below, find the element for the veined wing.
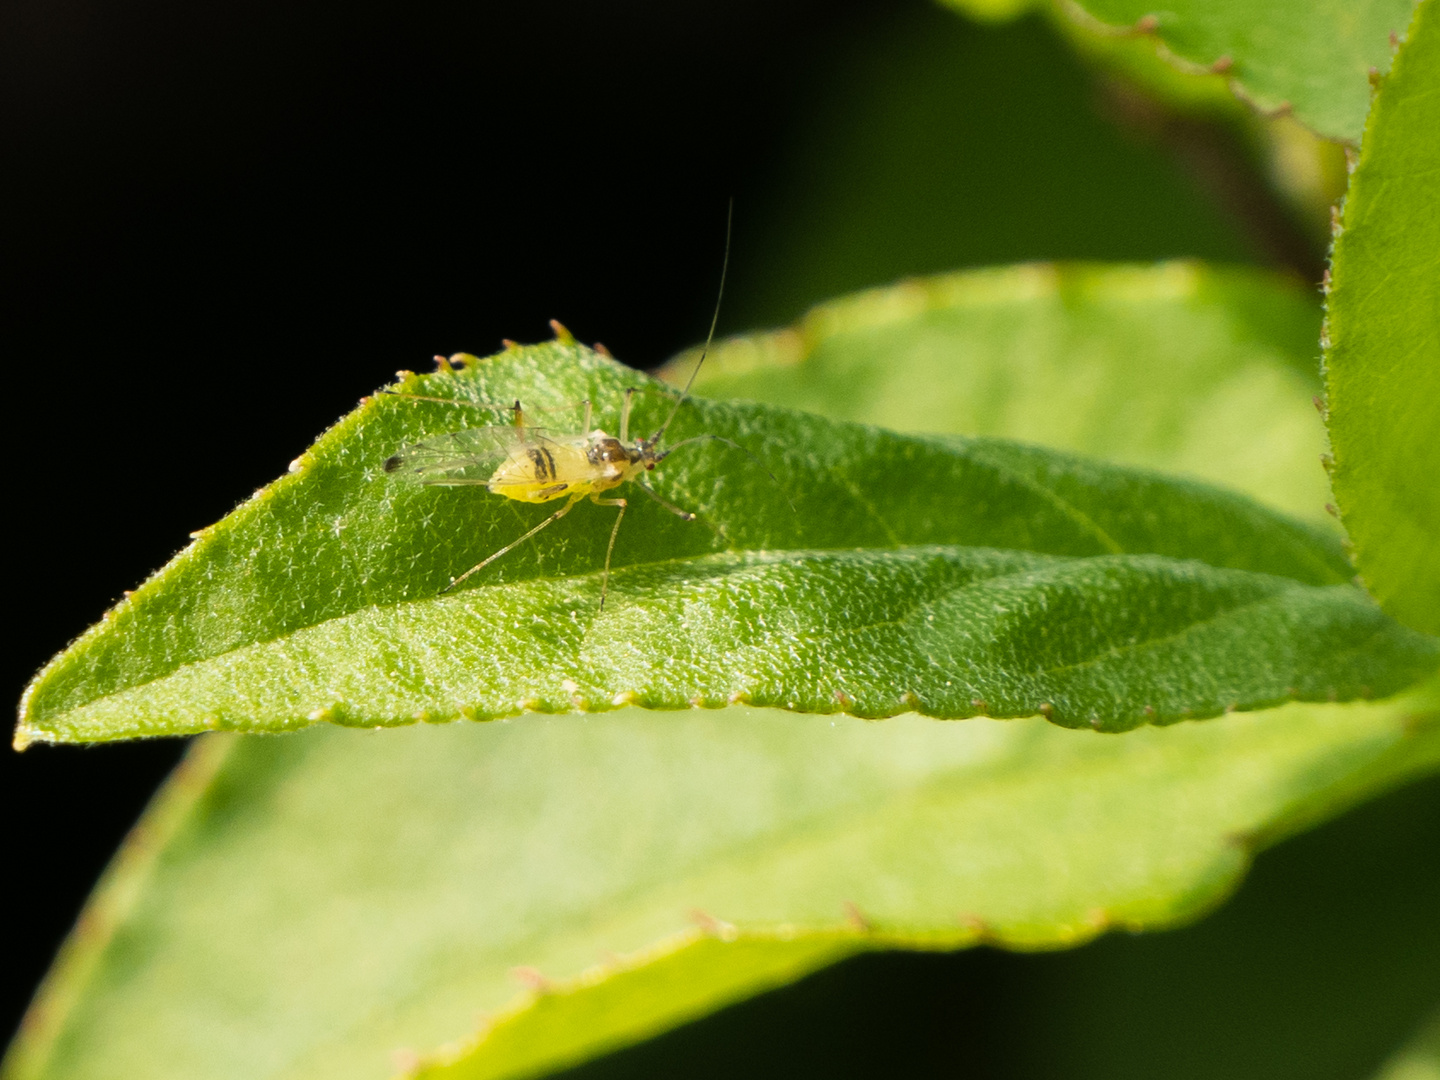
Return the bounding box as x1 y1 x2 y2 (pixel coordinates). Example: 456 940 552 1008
384 426 568 484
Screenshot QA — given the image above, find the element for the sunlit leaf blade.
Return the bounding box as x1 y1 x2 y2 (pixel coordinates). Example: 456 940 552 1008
667 262 1332 523
1324 0 1440 638
20 340 1411 746
6 687 1438 1080
30 547 1437 740
1049 0 1412 142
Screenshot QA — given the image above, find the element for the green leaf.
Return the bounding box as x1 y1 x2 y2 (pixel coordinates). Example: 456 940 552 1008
19 341 1431 746
938 0 1243 116
669 261 1332 522
934 0 1410 140
1323 0 1440 638
925 4 1350 252
1055 0 1413 142
1372 1007 1440 1080
721 9 1259 330
7 686 1438 1080
1065 0 1411 142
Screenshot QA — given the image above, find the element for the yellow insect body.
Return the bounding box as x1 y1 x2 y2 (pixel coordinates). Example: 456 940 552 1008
384 389 708 608
487 430 640 504
383 203 737 609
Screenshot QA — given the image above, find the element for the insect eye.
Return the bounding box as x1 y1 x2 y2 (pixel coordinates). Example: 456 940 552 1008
646 462 655 470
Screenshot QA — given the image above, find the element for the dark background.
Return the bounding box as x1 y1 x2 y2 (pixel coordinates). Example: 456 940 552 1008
4 0 1433 1074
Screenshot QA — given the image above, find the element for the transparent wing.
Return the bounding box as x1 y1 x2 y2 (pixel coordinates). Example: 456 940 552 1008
384 426 566 484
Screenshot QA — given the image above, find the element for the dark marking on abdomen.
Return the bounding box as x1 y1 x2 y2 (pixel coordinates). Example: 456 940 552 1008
528 447 556 479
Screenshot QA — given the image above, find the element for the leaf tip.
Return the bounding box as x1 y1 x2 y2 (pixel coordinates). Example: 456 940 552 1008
14 673 56 750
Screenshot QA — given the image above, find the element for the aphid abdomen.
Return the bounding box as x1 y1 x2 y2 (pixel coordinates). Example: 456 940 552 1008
487 442 600 503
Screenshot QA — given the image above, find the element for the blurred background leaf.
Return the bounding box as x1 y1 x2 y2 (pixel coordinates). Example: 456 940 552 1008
667 261 1331 522
937 0 1415 143
7 690 1437 1080
1371 1007 1440 1080
554 769 1440 1080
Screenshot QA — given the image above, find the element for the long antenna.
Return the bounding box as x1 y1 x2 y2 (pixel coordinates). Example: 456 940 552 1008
651 198 732 445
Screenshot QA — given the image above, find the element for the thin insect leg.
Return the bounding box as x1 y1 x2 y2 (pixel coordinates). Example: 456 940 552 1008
441 494 582 593
590 495 627 612
582 399 593 433
619 388 636 444
635 482 695 521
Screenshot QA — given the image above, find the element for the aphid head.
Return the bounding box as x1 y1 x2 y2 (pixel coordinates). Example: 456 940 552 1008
587 437 638 466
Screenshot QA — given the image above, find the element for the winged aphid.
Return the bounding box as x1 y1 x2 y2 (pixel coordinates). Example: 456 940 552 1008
381 207 765 609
